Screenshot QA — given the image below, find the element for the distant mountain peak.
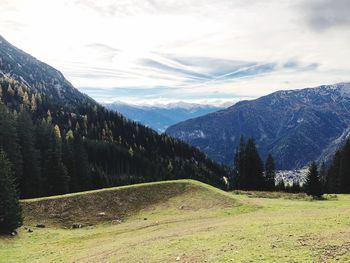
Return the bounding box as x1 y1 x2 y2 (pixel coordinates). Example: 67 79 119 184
166 82 350 170
108 100 233 109
104 101 225 133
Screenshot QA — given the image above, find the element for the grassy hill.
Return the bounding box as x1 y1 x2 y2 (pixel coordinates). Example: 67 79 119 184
1 180 350 262
21 180 239 227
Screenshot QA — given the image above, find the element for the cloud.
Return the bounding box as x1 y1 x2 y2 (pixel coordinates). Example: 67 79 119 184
85 43 120 53
72 0 155 16
139 58 212 81
72 0 255 17
1 0 349 105
300 0 350 31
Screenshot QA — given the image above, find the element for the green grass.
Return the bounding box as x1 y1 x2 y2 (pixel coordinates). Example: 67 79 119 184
20 179 238 227
1 180 350 262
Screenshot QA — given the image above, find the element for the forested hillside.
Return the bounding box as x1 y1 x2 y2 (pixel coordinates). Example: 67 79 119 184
0 35 228 199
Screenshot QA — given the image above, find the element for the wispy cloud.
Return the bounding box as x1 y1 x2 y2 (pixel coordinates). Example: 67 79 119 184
1 0 349 105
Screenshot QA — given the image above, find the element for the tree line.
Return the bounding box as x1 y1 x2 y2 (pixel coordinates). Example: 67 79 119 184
230 136 328 198
0 74 232 234
0 101 227 199
0 76 228 199
282 137 350 197
232 136 276 191
2 71 350 234
322 138 350 194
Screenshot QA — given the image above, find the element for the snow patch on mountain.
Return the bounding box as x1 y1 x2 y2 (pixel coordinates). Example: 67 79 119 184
187 130 206 139
167 82 350 170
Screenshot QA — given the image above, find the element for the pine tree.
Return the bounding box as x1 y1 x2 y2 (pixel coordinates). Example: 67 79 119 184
326 151 341 193
277 179 286 192
319 161 327 193
71 135 91 192
339 140 350 193
233 136 264 190
30 94 37 112
62 136 76 192
91 165 110 189
233 136 246 189
44 125 69 195
16 112 42 198
0 104 23 185
265 154 276 191
245 138 264 190
291 180 301 193
0 149 22 234
305 162 323 198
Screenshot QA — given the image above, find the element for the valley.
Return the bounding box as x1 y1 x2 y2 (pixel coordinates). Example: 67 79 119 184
104 101 224 133
1 1 350 262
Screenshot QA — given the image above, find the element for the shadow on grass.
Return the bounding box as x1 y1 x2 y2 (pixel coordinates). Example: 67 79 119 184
232 190 339 201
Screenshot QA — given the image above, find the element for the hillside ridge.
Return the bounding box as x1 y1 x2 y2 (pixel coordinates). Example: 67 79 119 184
166 82 350 169
21 180 238 227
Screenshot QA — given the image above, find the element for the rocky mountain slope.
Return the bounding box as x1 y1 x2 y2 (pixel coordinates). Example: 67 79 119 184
0 35 93 108
166 83 350 169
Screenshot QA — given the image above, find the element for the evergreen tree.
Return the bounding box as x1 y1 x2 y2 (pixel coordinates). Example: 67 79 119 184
233 136 246 189
339 139 350 193
35 120 53 181
326 151 341 193
277 179 286 192
0 104 23 185
305 162 323 198
319 161 327 193
284 183 292 193
264 154 276 191
16 112 42 198
62 136 76 192
71 135 91 192
233 136 264 190
290 180 301 193
91 165 110 189
0 149 22 234
245 138 264 190
44 125 69 195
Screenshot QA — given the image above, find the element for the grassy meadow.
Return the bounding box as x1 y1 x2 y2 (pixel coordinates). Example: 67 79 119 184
1 180 350 262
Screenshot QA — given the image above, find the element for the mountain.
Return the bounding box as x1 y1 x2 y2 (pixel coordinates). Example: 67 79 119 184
0 35 228 198
0 35 93 108
104 101 223 133
166 83 350 170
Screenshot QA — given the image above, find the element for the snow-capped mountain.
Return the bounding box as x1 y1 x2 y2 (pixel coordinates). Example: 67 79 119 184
104 101 224 133
166 83 350 170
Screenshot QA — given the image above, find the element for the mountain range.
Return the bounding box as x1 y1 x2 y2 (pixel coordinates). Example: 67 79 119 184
166 83 350 170
1 33 348 176
104 101 224 133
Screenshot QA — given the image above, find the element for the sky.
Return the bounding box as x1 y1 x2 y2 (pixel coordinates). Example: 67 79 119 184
1 0 350 105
